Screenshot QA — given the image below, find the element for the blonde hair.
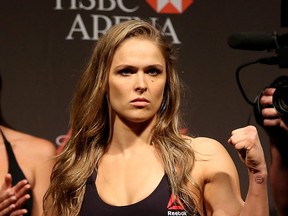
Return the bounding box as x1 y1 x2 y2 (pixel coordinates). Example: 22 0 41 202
44 19 202 215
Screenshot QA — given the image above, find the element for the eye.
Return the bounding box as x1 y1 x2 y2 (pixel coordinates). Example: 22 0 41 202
118 68 133 76
146 67 161 76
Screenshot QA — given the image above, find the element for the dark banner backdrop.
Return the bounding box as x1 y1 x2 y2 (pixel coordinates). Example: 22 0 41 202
1 0 287 213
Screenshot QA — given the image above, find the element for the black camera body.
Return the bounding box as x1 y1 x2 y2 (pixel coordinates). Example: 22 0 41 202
254 76 288 126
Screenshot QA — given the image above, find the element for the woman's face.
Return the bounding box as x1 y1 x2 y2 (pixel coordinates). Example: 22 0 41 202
108 37 167 124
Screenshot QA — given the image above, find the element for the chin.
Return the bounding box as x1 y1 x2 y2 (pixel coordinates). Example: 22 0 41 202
126 116 156 124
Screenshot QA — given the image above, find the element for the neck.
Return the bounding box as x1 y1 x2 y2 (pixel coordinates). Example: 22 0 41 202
108 116 157 154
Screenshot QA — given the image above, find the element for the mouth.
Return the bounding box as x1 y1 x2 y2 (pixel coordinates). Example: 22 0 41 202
130 97 150 106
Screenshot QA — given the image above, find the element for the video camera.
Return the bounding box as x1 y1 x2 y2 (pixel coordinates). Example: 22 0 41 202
254 76 288 126
227 35 288 126
227 0 288 126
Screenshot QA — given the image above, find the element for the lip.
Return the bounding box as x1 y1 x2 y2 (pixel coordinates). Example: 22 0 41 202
130 97 150 106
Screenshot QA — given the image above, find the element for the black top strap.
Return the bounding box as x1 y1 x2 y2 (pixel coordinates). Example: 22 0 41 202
0 129 33 215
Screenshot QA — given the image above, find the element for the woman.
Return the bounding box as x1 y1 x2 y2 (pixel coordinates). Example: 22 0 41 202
0 126 56 216
0 75 56 216
44 20 268 216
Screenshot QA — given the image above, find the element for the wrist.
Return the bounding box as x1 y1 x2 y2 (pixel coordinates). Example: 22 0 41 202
248 165 268 183
248 162 267 174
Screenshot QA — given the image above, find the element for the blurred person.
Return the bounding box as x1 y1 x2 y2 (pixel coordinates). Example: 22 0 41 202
256 76 288 216
0 75 56 215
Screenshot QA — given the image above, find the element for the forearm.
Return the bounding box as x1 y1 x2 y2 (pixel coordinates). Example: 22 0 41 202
270 145 288 216
266 128 288 166
241 168 269 216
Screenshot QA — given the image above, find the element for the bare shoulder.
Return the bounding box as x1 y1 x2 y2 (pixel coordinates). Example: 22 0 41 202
182 135 238 182
182 135 230 159
22 133 56 157
3 127 56 158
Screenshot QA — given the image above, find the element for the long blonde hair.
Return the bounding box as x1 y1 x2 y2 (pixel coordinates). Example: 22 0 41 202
44 19 202 215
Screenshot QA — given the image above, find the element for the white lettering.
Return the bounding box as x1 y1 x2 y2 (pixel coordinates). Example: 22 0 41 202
167 211 187 216
162 18 181 44
55 0 62 9
65 15 181 44
66 14 91 40
117 0 138 12
91 15 112 40
55 0 138 12
98 0 116 11
55 1 182 44
79 0 96 10
70 0 77 9
54 0 79 10
149 17 159 27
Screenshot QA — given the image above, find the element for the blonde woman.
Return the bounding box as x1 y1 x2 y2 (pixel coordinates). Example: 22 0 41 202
44 20 268 216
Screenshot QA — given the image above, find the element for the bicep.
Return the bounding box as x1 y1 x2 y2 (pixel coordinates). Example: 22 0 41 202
202 143 243 215
31 146 56 216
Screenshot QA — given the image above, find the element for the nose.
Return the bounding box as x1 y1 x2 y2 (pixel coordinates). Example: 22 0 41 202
134 72 147 94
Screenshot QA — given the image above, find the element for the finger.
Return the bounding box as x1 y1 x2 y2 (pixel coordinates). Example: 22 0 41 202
262 107 279 118
228 129 247 144
14 194 30 209
12 180 29 194
4 174 13 188
13 183 31 200
10 208 28 216
0 195 17 211
263 118 281 127
280 121 288 131
261 88 275 97
0 202 16 216
233 140 252 151
228 126 258 148
259 95 273 107
228 136 249 161
0 187 14 202
0 174 13 193
229 127 244 137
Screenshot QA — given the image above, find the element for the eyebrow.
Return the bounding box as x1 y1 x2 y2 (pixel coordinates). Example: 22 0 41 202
114 64 164 70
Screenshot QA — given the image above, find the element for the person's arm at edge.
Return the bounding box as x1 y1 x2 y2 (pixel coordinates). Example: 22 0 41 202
30 138 56 216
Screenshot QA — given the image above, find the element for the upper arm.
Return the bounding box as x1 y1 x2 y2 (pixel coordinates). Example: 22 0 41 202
193 138 244 216
30 139 56 216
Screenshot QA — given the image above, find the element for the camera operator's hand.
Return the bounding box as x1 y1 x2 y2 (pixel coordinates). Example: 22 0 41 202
260 87 288 132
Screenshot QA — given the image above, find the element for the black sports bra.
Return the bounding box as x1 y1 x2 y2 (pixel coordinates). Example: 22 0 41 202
1 130 33 215
79 170 199 216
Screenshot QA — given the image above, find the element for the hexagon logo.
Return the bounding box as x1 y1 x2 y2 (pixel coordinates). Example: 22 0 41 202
146 0 194 14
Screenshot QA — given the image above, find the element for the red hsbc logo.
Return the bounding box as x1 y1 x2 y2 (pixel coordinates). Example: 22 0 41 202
146 0 194 14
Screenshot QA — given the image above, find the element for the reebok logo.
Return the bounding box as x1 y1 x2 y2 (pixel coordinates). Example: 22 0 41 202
168 211 187 216
167 195 187 215
146 0 194 14
167 195 184 210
